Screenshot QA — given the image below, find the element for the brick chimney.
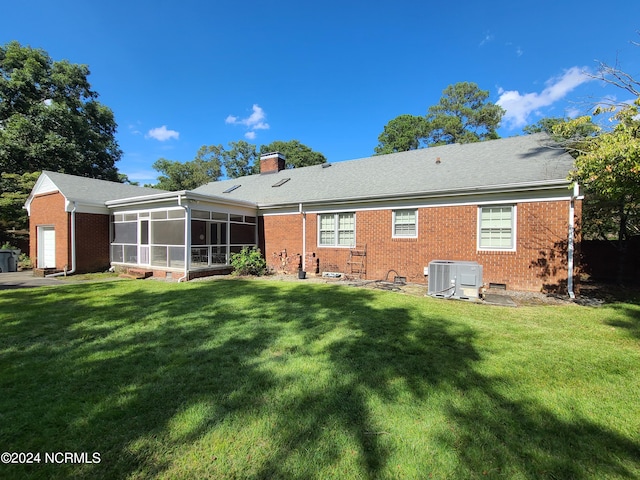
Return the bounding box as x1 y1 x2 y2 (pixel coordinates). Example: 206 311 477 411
259 152 286 174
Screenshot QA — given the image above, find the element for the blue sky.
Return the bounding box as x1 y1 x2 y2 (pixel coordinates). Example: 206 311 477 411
3 0 639 183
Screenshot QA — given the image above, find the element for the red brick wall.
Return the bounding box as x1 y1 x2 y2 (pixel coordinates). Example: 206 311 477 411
263 199 578 292
29 193 112 273
75 213 111 273
29 192 69 270
263 214 304 273
259 156 285 174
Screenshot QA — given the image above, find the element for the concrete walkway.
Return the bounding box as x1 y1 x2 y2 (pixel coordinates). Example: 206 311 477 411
0 271 63 290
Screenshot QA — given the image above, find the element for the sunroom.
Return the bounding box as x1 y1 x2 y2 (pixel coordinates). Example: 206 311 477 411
106 191 259 280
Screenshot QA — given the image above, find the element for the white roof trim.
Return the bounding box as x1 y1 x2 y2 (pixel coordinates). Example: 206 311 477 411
25 172 114 215
106 191 257 209
256 179 572 209
24 173 58 215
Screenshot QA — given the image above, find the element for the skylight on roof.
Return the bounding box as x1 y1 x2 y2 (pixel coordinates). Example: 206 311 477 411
223 185 241 193
272 178 290 187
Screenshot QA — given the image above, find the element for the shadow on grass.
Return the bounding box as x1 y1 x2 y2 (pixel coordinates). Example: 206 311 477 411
0 280 638 478
606 303 640 339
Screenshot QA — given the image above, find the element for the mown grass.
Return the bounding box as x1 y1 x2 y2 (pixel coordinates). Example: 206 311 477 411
0 278 638 479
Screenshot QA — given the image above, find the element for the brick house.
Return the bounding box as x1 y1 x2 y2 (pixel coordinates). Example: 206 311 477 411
25 133 581 292
25 173 166 275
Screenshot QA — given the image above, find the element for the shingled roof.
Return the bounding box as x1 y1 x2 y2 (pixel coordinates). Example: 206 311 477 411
27 133 575 214
40 171 166 203
193 133 575 207
25 171 168 214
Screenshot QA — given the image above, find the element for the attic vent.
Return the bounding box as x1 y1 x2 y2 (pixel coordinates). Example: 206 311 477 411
223 185 241 193
272 178 290 187
322 163 332 168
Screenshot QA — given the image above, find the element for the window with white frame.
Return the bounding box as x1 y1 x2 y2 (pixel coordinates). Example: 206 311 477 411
393 209 417 237
319 212 355 247
479 205 515 250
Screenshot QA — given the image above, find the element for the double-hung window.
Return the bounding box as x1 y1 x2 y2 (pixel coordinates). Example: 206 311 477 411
319 213 355 247
478 205 515 250
393 209 417 237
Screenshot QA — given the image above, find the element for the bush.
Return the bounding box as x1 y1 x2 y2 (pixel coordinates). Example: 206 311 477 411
229 247 267 276
18 253 32 269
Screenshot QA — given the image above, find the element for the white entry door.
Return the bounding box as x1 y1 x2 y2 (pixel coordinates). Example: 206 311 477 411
38 226 56 268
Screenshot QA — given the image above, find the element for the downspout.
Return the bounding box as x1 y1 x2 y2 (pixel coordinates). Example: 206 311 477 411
299 203 306 272
47 201 77 277
177 195 190 282
567 183 579 299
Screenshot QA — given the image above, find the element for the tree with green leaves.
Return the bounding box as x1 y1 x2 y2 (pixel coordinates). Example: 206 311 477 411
150 139 327 186
150 145 222 190
523 117 568 135
260 140 326 169
523 117 599 138
374 114 429 154
223 140 258 178
0 41 123 244
425 82 504 146
534 38 640 284
556 100 640 282
375 82 504 154
561 104 640 239
0 41 122 179
0 171 40 239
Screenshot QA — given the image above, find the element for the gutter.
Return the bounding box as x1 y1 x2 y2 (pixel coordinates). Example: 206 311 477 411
256 179 573 210
566 183 580 299
299 203 306 272
47 201 77 277
106 190 256 209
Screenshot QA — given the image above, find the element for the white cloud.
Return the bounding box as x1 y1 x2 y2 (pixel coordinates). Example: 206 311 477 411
479 32 494 47
497 67 593 129
225 104 270 139
123 170 159 183
146 125 179 141
128 123 142 136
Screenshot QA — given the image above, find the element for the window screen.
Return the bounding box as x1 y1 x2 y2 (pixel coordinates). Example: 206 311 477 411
393 210 417 237
479 206 514 249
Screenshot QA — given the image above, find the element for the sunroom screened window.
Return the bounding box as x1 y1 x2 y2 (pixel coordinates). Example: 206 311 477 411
319 213 355 247
479 206 514 249
393 209 417 237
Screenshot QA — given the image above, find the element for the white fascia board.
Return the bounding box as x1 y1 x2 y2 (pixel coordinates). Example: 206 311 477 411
106 190 257 210
64 199 109 214
256 180 572 210
183 191 257 209
259 207 302 216
105 190 190 207
258 181 573 215
24 173 58 215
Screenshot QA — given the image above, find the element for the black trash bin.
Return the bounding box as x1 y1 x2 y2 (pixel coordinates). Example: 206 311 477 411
0 250 19 272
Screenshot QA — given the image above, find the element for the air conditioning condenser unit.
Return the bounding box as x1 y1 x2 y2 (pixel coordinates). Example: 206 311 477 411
427 260 483 301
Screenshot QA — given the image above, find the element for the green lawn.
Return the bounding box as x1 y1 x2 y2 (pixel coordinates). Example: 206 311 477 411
0 278 638 479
